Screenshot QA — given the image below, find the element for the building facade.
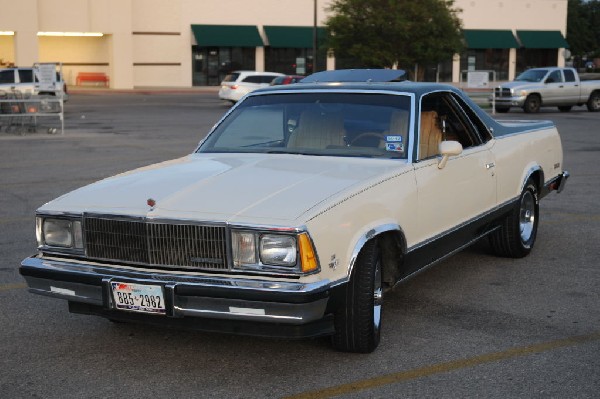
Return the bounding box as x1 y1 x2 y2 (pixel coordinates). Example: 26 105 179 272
0 0 569 88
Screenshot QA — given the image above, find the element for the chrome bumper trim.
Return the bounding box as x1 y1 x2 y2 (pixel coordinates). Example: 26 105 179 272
20 256 332 325
557 170 570 193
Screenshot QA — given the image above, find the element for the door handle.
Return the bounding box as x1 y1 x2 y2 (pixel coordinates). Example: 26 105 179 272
486 162 495 169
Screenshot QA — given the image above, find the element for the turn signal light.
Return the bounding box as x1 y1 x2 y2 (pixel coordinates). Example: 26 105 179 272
298 233 318 273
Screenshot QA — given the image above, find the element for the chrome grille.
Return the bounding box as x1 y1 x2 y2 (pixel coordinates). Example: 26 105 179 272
494 87 512 97
84 216 228 270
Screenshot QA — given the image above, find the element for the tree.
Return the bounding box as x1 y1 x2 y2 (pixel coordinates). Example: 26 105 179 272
567 0 600 65
325 0 463 79
567 0 594 62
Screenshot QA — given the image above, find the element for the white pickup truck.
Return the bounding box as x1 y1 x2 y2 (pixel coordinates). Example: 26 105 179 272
492 67 600 113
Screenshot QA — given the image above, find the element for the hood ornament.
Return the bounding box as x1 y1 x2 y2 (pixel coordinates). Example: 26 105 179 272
147 198 156 209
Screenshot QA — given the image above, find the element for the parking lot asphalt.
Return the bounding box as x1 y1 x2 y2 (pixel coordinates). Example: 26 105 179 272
1 92 599 398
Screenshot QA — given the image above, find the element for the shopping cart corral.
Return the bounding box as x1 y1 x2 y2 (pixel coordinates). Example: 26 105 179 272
0 90 64 135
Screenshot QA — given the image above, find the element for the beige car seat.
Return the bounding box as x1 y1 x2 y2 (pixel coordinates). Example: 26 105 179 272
419 110 443 159
287 108 346 149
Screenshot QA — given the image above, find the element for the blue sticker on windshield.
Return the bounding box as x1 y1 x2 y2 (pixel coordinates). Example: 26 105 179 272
386 142 404 152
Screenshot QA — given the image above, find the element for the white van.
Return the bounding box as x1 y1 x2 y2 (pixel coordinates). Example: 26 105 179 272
0 67 68 101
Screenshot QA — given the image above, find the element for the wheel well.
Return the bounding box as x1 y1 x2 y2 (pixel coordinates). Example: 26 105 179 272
375 231 406 290
528 169 543 192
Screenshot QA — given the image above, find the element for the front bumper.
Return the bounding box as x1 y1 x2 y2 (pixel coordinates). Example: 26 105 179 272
20 255 338 338
490 95 527 107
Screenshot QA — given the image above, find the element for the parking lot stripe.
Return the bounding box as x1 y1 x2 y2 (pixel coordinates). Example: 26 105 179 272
283 331 600 399
0 283 27 292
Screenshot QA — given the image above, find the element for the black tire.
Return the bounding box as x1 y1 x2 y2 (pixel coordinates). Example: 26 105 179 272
332 239 382 353
495 106 510 113
587 91 600 112
523 95 541 113
558 106 572 112
489 179 539 258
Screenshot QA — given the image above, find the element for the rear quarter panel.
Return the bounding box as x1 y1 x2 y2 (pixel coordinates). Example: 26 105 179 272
492 124 563 203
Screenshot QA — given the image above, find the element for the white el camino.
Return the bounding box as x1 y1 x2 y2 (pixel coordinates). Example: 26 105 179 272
20 69 569 353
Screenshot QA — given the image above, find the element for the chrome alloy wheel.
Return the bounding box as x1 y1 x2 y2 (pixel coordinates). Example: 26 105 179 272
373 259 383 332
519 191 536 243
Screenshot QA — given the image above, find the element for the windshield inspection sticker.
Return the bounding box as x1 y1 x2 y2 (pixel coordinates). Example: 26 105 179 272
385 135 404 152
386 135 403 142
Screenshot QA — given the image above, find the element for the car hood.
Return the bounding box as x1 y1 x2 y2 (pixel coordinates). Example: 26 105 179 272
498 81 543 92
40 153 408 225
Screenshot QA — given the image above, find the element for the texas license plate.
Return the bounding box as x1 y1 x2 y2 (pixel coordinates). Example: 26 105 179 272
110 282 166 314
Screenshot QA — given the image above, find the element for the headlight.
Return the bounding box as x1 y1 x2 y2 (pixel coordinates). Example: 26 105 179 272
232 231 256 267
38 217 83 249
260 234 296 266
231 230 318 274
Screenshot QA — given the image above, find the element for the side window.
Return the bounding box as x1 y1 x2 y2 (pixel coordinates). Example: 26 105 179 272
242 76 262 84
18 69 34 83
0 70 15 84
563 69 576 82
260 76 276 84
419 92 486 160
450 93 493 143
546 70 563 83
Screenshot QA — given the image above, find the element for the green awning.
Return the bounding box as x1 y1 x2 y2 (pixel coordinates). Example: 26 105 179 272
463 30 519 49
264 26 327 48
516 30 569 49
191 25 264 47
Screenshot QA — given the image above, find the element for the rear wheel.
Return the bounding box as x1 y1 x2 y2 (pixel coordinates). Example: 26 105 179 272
490 179 539 258
587 92 600 112
332 239 382 353
523 95 541 113
558 106 572 112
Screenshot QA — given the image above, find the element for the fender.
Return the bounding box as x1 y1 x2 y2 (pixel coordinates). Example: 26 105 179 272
330 223 406 288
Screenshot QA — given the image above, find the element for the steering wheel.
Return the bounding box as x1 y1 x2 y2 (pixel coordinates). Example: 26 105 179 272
350 132 385 147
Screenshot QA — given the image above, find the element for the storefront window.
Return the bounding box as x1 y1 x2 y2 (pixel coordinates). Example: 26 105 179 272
265 47 326 75
460 49 509 81
516 49 558 74
422 59 453 82
192 46 255 86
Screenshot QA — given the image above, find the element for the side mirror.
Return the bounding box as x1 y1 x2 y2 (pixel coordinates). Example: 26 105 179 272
545 78 555 84
437 140 463 169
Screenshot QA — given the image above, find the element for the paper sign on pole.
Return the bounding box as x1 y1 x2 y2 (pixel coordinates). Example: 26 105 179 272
467 71 489 88
34 63 58 92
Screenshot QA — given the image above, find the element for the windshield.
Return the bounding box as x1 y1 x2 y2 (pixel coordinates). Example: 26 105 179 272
198 92 412 159
515 69 548 82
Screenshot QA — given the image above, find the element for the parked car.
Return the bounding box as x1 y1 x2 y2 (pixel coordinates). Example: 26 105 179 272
0 67 68 101
218 70 284 103
20 69 569 353
491 67 600 113
270 75 304 85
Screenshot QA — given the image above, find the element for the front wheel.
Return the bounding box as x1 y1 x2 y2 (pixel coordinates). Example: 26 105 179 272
523 95 541 113
489 180 539 258
587 92 600 112
332 240 382 353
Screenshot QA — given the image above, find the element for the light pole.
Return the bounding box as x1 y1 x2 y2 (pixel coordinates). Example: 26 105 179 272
313 0 317 73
